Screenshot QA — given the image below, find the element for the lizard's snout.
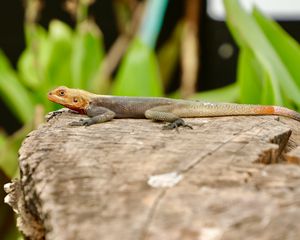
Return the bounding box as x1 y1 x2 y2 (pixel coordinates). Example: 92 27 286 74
47 91 55 102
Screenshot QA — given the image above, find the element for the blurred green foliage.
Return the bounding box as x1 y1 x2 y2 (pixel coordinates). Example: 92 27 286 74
224 0 300 108
113 38 163 96
0 20 106 176
1 0 300 238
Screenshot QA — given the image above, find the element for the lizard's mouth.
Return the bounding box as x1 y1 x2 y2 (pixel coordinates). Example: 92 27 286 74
47 92 66 106
47 91 58 103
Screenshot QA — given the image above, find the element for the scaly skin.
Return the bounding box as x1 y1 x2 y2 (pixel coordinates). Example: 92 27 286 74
48 86 300 129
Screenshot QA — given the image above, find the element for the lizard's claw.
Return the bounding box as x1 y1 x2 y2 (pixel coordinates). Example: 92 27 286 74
47 108 79 122
69 118 92 126
162 119 193 132
46 109 66 121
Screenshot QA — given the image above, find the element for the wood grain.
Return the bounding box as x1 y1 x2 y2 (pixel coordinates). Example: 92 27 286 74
10 111 300 239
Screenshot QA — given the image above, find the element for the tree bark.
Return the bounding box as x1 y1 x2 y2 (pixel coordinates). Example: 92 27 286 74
5 110 300 240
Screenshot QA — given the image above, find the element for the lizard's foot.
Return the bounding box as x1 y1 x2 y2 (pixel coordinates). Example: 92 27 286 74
47 108 78 121
46 109 66 121
162 119 193 132
69 118 93 126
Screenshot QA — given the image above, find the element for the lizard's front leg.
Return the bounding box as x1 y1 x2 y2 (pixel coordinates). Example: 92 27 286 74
47 108 78 121
145 106 193 130
70 106 116 126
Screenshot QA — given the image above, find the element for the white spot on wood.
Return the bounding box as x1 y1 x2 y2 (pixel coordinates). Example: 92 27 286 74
199 227 223 240
147 172 183 188
200 119 209 123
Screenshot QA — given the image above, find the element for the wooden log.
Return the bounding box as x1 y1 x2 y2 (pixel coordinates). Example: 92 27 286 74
5 111 300 240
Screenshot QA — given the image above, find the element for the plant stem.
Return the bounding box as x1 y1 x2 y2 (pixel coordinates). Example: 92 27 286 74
138 0 169 49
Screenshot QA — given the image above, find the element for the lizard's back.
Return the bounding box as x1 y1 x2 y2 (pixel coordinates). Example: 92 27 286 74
91 96 177 118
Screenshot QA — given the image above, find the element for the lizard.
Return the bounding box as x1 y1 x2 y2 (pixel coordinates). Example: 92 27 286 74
48 86 300 129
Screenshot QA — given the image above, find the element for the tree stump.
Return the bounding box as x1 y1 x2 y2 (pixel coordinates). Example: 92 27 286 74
5 110 300 240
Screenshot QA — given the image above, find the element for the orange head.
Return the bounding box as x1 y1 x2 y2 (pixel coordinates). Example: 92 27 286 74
48 86 91 113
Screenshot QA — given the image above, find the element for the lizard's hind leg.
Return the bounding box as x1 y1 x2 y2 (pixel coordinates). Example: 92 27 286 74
145 106 193 131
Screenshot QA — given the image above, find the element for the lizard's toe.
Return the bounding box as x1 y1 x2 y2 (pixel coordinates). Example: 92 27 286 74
162 119 193 131
46 109 65 121
183 123 193 129
69 118 90 126
83 119 93 126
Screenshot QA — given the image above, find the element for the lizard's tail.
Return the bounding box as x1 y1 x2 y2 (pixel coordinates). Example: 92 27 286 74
256 106 300 122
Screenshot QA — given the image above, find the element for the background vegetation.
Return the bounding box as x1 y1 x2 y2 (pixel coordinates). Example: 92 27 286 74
1 0 300 238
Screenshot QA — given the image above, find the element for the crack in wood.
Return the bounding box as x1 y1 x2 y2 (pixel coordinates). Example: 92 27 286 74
139 190 167 240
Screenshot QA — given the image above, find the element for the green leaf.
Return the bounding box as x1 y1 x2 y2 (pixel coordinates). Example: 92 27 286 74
253 8 300 87
71 21 104 89
237 48 263 104
18 49 40 89
261 72 276 105
112 38 163 96
26 20 74 111
45 20 73 88
157 22 182 87
0 50 34 123
190 83 239 102
224 0 299 106
18 25 49 90
225 16 246 49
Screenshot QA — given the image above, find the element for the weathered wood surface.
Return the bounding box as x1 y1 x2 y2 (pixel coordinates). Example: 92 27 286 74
14 111 300 239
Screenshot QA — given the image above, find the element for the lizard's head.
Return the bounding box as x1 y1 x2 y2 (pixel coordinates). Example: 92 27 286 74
48 86 91 113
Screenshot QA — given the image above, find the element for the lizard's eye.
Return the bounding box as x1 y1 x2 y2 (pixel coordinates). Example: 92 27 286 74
73 97 78 103
59 90 65 96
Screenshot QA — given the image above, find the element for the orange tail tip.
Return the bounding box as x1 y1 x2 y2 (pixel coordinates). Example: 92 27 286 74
273 106 300 122
254 106 275 115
